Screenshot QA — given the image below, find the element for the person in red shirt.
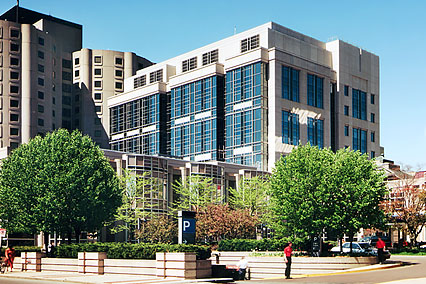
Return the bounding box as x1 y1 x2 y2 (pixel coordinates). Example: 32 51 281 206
376 237 386 264
5 245 16 272
284 242 293 279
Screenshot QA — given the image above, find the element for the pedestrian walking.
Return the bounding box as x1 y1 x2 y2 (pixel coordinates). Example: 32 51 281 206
376 237 386 264
284 242 293 279
236 256 249 280
4 245 15 272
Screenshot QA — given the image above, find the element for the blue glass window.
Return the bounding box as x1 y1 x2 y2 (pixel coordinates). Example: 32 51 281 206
307 74 323 108
344 125 349 136
282 110 299 146
307 117 324 148
344 105 349 116
353 128 367 154
352 89 367 120
344 85 349 96
282 66 299 102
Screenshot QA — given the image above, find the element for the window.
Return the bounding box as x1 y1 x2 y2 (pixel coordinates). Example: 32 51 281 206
344 105 349 116
52 110 55 117
62 84 72 93
10 85 19 94
371 151 376 158
282 110 299 146
10 99 19 107
74 70 79 77
10 71 19 79
134 75 146 88
371 113 375 123
371 94 375 104
344 85 349 96
115 69 123 77
94 80 102 88
63 96 71 106
38 91 44 99
307 74 323 108
94 68 102 76
10 43 19 52
10 128 19 136
10 142 19 149
75 107 80 114
52 97 56 104
74 94 80 102
282 66 299 102
95 105 102 113
353 128 367 154
307 117 324 148
38 105 44 113
10 113 19 121
202 49 218 65
182 56 197 72
344 125 349 136
74 58 80 65
62 108 71 117
38 37 44 46
241 34 259 53
38 118 44 126
115 82 123 89
94 56 102 64
94 93 102 100
371 132 375 142
10 57 19 66
115 57 123 65
352 88 367 120
38 64 44 73
10 29 19 39
62 71 72 81
149 69 162 83
62 59 72 69
38 78 44 86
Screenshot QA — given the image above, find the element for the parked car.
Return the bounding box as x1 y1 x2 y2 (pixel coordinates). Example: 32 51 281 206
330 242 367 253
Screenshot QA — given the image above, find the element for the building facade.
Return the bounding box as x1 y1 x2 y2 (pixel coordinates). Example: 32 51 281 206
72 49 152 148
109 22 382 172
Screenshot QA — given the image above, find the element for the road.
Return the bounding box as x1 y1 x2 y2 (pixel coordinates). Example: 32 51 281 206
244 255 426 284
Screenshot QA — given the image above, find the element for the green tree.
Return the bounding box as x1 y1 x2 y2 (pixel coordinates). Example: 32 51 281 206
269 145 335 240
330 149 388 252
172 175 221 213
135 215 177 244
111 170 164 242
0 129 121 250
228 175 269 217
269 144 387 251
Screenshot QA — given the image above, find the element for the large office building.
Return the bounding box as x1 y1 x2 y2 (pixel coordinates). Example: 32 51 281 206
109 22 381 172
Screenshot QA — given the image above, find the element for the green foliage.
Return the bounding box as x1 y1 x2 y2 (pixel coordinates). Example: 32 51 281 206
0 129 121 239
218 238 306 251
172 176 221 213
54 242 211 260
111 170 163 241
269 145 387 241
228 176 269 217
1 246 41 257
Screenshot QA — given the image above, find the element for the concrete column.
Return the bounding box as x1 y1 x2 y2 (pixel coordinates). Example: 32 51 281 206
80 48 91 132
21 24 32 143
124 52 134 78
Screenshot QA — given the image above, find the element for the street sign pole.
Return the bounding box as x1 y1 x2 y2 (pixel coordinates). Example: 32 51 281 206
178 211 196 244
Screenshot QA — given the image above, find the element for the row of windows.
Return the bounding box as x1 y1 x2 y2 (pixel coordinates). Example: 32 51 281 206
344 85 375 105
343 104 376 123
134 75 146 89
150 69 163 83
74 68 123 79
281 111 324 148
93 80 123 90
344 125 376 142
241 34 259 53
182 56 197 72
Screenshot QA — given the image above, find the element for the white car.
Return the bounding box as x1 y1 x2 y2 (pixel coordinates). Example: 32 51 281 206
330 242 368 253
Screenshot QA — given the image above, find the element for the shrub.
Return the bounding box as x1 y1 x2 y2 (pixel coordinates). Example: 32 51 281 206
54 242 211 260
218 238 306 251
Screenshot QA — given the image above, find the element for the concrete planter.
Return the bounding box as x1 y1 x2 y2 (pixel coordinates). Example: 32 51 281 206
78 252 107 274
21 252 42 272
156 252 211 279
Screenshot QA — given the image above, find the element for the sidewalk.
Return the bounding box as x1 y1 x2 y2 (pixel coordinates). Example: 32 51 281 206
0 262 404 284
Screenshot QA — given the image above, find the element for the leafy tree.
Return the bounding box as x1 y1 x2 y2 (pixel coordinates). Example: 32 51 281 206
0 129 121 250
172 175 221 213
196 204 258 243
330 149 388 252
269 144 388 252
135 215 177 244
269 145 335 240
111 170 163 242
228 175 269 217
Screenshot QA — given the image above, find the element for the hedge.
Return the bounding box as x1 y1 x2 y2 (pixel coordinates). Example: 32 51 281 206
1 246 41 257
55 242 211 260
218 238 306 251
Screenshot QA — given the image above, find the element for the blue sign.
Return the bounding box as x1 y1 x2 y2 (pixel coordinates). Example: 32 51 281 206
182 219 196 233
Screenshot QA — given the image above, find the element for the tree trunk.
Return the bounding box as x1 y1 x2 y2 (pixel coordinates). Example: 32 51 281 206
349 233 354 254
44 231 49 255
75 229 81 243
67 231 72 244
339 237 343 253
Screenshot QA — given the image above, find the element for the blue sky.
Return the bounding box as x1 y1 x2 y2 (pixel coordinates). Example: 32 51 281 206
2 0 425 167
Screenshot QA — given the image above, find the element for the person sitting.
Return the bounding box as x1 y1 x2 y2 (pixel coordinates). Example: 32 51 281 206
236 256 249 280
